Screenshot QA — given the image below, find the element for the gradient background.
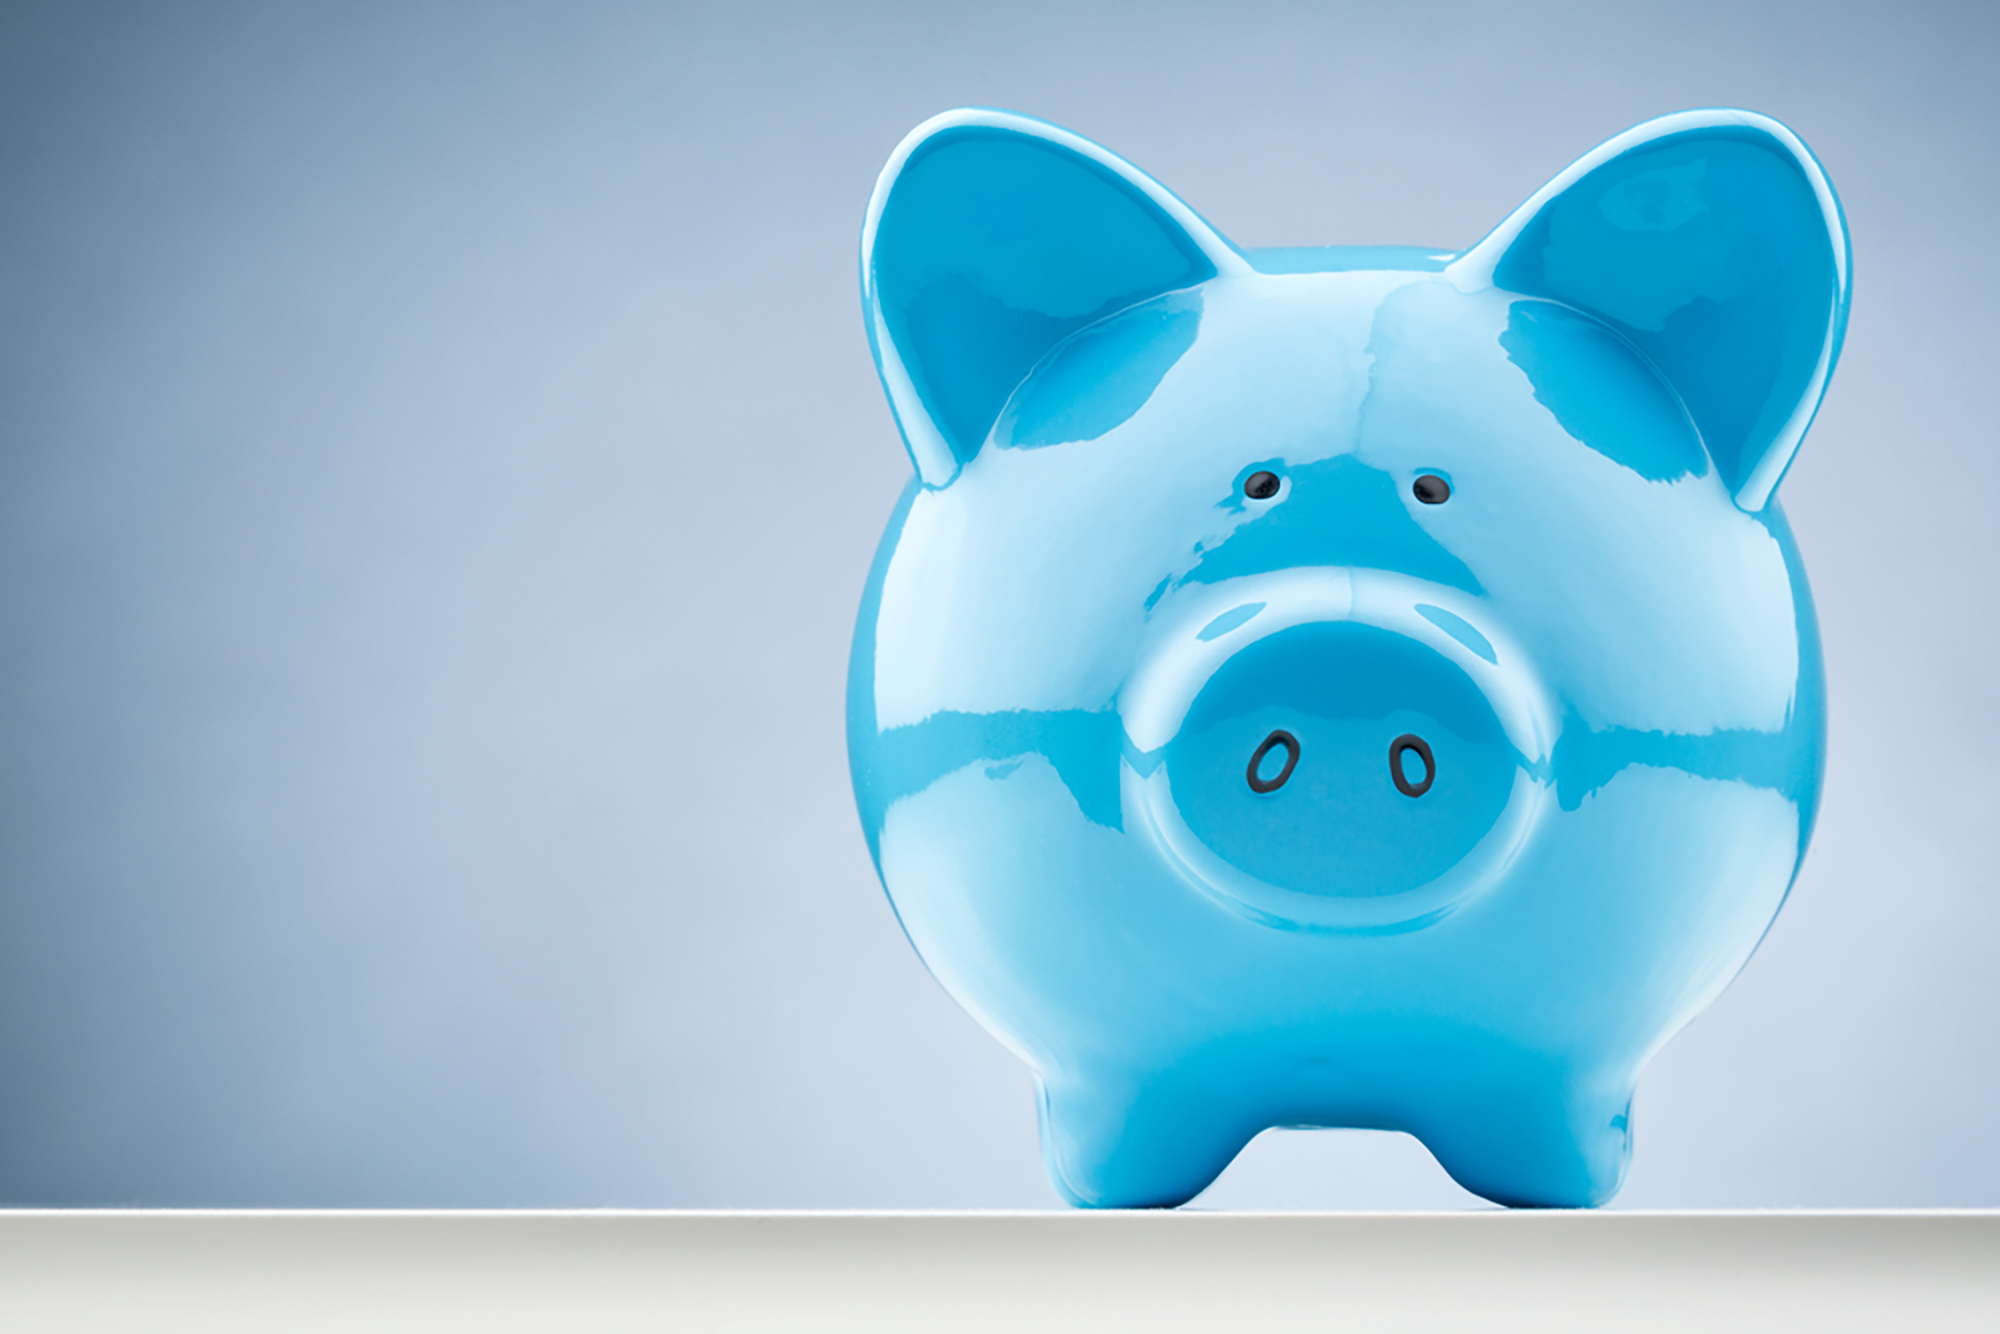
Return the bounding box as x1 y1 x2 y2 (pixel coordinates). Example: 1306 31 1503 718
2 0 1994 1208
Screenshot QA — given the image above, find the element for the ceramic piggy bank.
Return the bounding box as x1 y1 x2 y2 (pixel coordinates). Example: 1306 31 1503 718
847 109 1848 1208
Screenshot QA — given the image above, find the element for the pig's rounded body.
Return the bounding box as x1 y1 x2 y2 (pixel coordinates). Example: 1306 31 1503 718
851 113 1844 1208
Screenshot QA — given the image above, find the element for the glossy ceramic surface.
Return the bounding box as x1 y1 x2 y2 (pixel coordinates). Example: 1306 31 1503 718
849 109 1849 1208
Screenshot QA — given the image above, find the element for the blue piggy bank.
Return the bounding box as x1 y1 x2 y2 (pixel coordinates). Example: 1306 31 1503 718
848 109 1848 1208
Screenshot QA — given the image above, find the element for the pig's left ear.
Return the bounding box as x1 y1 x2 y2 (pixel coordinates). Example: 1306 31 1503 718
862 109 1246 487
1456 110 1851 511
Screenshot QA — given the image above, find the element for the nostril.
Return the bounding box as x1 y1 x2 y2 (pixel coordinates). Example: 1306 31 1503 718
1390 734 1435 797
1246 730 1300 794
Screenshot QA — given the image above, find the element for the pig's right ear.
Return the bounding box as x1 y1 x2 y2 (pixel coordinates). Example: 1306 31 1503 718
1455 110 1851 512
862 110 1245 487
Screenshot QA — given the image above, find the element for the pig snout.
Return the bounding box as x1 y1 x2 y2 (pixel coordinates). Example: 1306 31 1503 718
1121 568 1554 932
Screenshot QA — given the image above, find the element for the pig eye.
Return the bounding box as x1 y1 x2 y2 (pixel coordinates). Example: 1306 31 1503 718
1413 474 1451 505
1244 471 1281 500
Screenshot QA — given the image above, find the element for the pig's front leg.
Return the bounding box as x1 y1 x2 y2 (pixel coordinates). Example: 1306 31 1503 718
1413 1062 1637 1208
1034 1067 1254 1209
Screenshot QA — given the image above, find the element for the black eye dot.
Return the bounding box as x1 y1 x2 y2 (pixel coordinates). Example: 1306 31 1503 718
1413 474 1451 505
1244 471 1281 500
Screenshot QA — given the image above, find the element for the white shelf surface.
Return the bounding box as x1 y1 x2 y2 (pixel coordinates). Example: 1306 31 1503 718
2 1210 1995 1331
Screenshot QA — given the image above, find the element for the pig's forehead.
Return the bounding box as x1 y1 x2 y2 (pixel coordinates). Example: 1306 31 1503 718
1184 271 1528 381
988 272 1519 462
1199 269 1468 346
1189 269 1419 353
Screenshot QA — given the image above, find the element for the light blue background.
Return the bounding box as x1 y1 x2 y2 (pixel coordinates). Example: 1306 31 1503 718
2 0 1993 1207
